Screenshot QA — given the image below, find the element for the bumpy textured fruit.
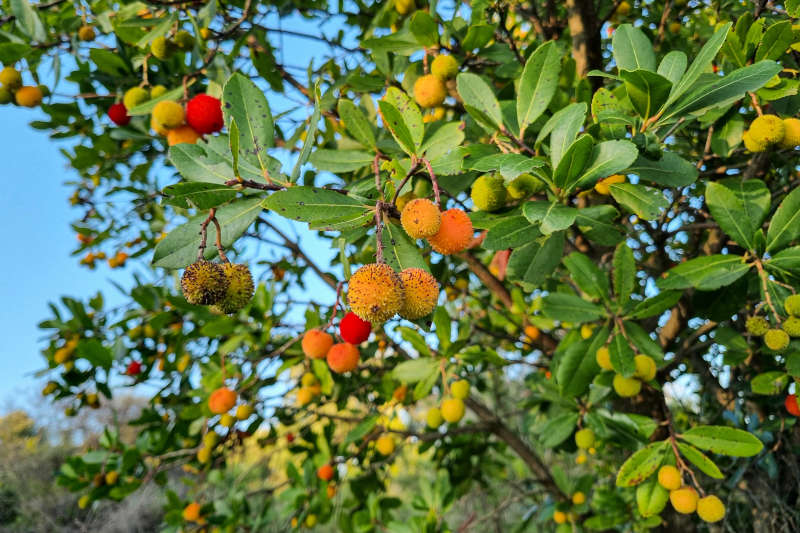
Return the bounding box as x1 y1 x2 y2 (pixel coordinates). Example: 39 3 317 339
108 103 130 126
575 428 595 449
749 114 785 146
697 495 725 523
317 464 334 481
670 486 698 514
633 354 656 381
783 316 800 337
471 174 507 212
123 87 149 111
658 465 682 490
506 173 543 199
394 0 414 15
595 347 613 370
347 263 405 323
572 492 586 505
785 394 800 416
742 130 767 152
186 94 224 134
211 263 254 313
428 208 473 255
779 118 800 149
0 86 11 104
431 55 459 80
0 66 21 89
594 174 625 195
151 36 173 60
167 124 201 146
327 343 360 373
398 267 439 320
746 316 769 336
451 379 470 400
785 294 800 316
764 328 790 351
413 74 446 108
613 374 641 397
208 387 236 414
152 100 185 129
183 502 202 522
376 435 395 455
174 30 195 49
181 260 229 305
339 312 371 344
150 85 167 99
401 198 441 239
426 407 443 428
78 25 96 41
441 397 465 423
302 330 333 359
15 86 42 107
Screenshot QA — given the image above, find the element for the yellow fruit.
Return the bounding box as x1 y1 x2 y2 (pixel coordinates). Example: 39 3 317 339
301 373 318 387
347 263 405 324
580 323 594 339
42 381 58 395
431 55 459 80
451 379 470 399
197 446 211 463
401 198 441 239
150 85 167 99
200 28 211 40
181 260 229 305
211 263 255 314
398 267 439 320
633 354 657 381
471 174 507 212
613 374 641 397
423 106 446 123
78 494 91 509
78 25 96 41
742 129 767 152
596 347 612 370
764 328 790 351
123 87 149 111
616 1 631 15
203 432 219 448
376 435 396 455
594 174 625 195
151 114 169 136
427 407 443 428
152 100 185 129
236 404 254 420
658 465 682 490
219 413 235 427
441 397 465 423
167 124 201 146
428 208 473 255
413 74 446 108
305 514 317 528
183 501 202 522
786 294 800 316
0 66 22 89
746 316 770 336
151 36 173 60
553 510 567 524
669 486 698 514
575 428 595 449
669 21 681 34
105 470 119 485
576 452 587 464
749 114 785 146
302 330 334 359
296 387 314 406
15 86 43 107
779 117 800 149
395 0 414 15
177 354 191 372
572 491 586 505
697 494 726 523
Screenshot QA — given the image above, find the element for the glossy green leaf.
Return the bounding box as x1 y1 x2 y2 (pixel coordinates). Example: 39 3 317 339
705 179 769 250
616 441 669 487
609 331 635 377
657 254 750 291
681 426 763 457
337 99 376 149
517 40 562 137
620 69 672 119
563 252 609 301
456 72 503 131
613 243 636 303
609 183 669 220
766 186 800 252
161 182 237 210
542 293 606 323
612 24 656 72
523 201 578 234
507 232 565 285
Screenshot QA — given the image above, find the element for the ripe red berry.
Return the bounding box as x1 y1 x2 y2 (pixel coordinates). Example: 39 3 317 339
108 102 130 126
339 312 371 344
785 394 800 416
126 360 141 376
186 94 223 134
286 432 295 443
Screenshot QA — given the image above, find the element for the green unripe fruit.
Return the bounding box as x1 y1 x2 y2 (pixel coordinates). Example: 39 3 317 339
746 316 769 336
123 87 149 111
151 36 173 60
613 374 641 397
471 174 507 212
426 407 443 428
506 173 544 199
574 428 595 449
785 294 800 316
636 480 669 518
450 379 470 399
0 86 11 104
150 85 168 99
0 66 22 89
211 263 254 314
430 55 459 80
783 317 800 337
764 328 790 351
174 30 195 50
181 260 229 305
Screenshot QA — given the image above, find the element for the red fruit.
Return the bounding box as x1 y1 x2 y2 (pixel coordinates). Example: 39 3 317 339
785 394 800 416
126 360 142 376
286 432 295 443
108 103 131 126
186 94 223 134
317 464 334 481
339 312 371 344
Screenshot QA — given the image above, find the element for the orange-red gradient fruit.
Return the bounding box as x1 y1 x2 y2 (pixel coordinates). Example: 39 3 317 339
302 330 333 359
400 198 441 239
326 343 360 373
317 464 334 481
427 208 473 255
208 387 236 414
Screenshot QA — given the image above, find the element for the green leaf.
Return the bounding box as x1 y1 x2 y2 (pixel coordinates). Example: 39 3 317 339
628 153 699 188
628 291 682 319
612 24 657 72
169 137 274 185
462 23 496 50
755 21 794 62
657 254 750 291
542 293 606 323
517 40 562 137
676 442 724 479
10 0 46 41
705 179 770 250
420 122 465 160
624 321 665 361
750 371 789 395
575 205 625 246
483 215 540 250
89 49 131 78
657 51 688 85
152 197 263 269
574 140 639 191
507 232 565 285
378 100 417 155
337 100 376 149
0 43 30 64
456 72 503 131
77 339 113 370
291 86 321 182
609 183 669 220
223 73 275 175
311 358 334 396
553 134 593 190
381 221 429 273
381 87 424 150
765 246 800 279
546 103 587 168
539 412 579 448
609 331 635 377
563 252 609 301
680 426 763 457
309 149 374 172
620 69 672 119
361 30 421 55
636 479 670 518
616 441 669 487
464 153 544 179
344 415 379 445
557 326 608 398
392 358 438 383
523 201 578 234
262 187 371 230
666 23 731 108
766 186 800 252
161 182 237 210
613 242 636 304
409 11 438 47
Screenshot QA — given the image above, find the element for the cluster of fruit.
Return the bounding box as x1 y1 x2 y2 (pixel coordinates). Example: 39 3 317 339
742 114 800 152
468 173 547 212
0 65 46 107
655 465 726 523
400 198 473 255
199 387 254 463
595 347 657 397
149 30 196 60
180 260 255 314
745 294 800 351
301 311 372 375
413 54 459 109
425 379 470 427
